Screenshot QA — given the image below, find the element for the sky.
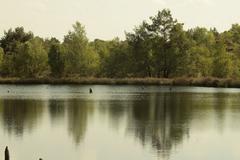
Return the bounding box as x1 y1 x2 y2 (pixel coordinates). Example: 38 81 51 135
0 0 240 41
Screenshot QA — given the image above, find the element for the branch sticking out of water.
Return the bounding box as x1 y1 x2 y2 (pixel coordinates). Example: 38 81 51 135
5 146 9 160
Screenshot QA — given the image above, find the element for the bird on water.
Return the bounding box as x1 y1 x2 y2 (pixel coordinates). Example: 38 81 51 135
89 88 93 94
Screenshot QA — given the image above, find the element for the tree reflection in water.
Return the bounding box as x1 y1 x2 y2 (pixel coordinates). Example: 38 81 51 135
96 92 194 158
0 87 238 160
126 93 192 158
48 99 66 124
0 99 44 137
66 99 94 144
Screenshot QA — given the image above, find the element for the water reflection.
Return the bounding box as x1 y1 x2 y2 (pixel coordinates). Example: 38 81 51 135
0 99 44 137
127 93 191 158
0 86 239 160
67 100 94 144
48 99 65 124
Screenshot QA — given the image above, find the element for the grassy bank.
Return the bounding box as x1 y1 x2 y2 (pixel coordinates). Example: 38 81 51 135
0 77 239 88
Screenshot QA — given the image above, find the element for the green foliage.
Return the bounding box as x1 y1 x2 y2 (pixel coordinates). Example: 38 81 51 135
126 9 189 78
104 39 130 77
90 39 111 76
169 24 192 76
1 54 14 76
126 22 154 77
213 52 233 78
48 43 65 77
0 27 33 54
0 47 4 73
187 27 216 48
13 37 49 77
63 22 99 76
149 9 178 78
222 24 240 58
183 27 218 77
44 37 60 52
186 46 213 77
91 39 110 60
0 9 240 79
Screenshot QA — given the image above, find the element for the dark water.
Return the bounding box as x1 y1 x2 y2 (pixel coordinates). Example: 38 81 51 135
0 85 240 160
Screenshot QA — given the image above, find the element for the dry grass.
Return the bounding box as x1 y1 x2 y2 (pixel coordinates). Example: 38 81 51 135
0 77 239 88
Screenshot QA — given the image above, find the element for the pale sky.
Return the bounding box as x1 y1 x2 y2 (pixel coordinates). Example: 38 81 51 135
0 0 240 40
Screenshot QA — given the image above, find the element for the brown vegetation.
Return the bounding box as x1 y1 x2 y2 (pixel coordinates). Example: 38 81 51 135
0 77 240 88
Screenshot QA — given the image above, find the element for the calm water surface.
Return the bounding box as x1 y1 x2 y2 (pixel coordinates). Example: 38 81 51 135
0 85 240 160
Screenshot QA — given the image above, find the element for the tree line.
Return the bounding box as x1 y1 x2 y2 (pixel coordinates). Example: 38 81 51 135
0 9 240 78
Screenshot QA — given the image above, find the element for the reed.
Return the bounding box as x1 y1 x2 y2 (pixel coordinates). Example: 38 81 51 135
0 77 239 88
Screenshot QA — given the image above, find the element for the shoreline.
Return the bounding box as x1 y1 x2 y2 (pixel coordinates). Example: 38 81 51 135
0 77 239 88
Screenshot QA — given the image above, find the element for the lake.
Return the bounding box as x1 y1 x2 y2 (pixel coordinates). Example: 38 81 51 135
0 85 240 160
